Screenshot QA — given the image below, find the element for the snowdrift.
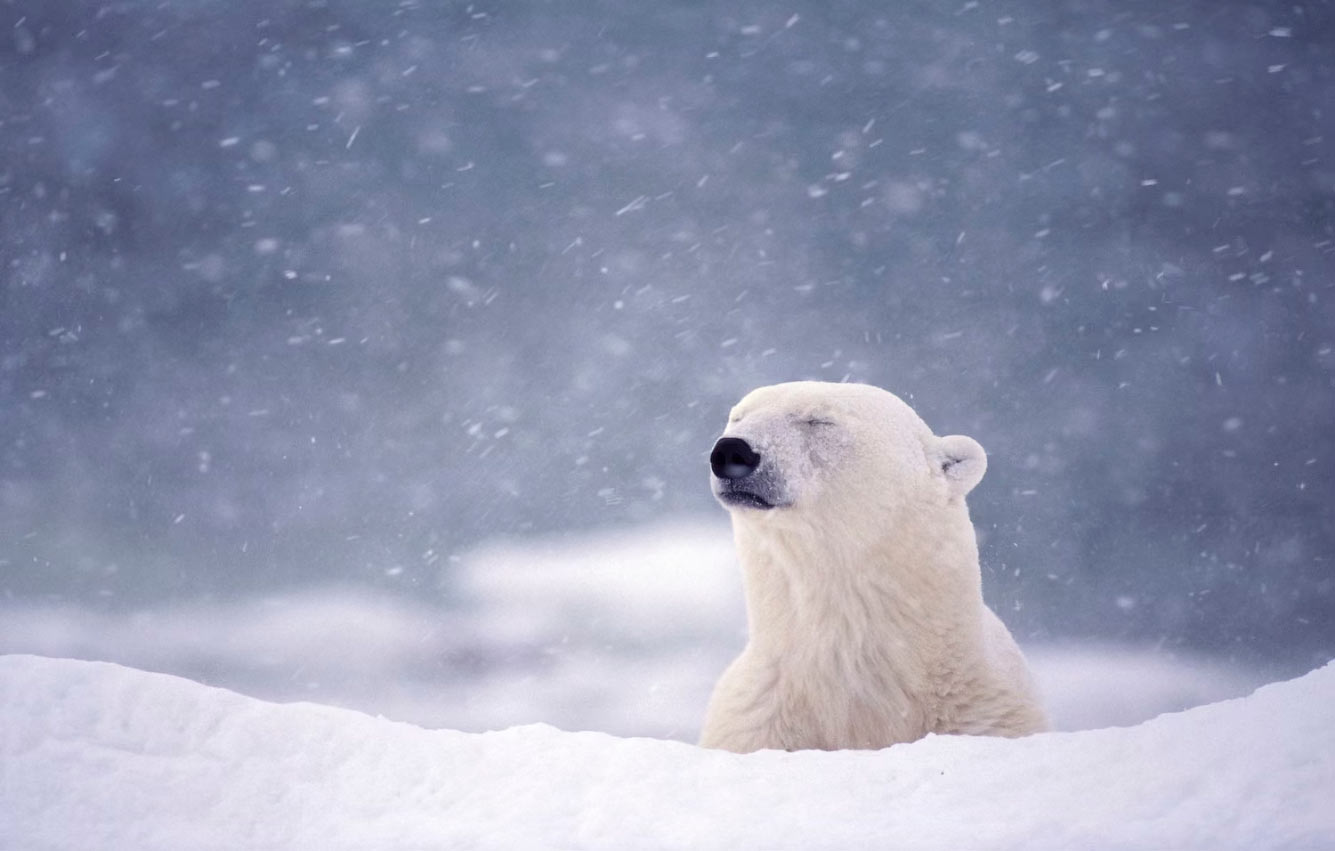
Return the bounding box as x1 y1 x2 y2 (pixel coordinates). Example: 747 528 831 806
2 655 1331 850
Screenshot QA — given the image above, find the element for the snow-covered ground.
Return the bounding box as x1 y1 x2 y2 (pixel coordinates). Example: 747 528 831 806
3 654 1332 849
0 522 1274 738
2 521 1329 847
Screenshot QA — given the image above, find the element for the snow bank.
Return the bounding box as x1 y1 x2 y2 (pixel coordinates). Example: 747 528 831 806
2 655 1331 850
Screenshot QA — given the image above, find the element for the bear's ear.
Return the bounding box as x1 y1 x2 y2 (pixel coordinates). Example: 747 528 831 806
935 434 987 500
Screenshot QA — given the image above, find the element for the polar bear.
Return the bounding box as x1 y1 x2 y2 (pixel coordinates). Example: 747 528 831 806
700 381 1047 752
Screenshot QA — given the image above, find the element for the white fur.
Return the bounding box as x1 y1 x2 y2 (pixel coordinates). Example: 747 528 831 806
700 381 1047 752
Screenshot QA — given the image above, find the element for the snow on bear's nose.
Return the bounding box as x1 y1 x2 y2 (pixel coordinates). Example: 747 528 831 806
710 437 761 480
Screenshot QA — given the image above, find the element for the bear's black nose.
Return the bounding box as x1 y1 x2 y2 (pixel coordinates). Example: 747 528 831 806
711 437 761 480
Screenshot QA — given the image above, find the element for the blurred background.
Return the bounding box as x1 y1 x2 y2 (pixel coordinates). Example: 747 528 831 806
1 0 1332 735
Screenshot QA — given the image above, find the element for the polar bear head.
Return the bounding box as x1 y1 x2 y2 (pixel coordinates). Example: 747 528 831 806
709 381 986 527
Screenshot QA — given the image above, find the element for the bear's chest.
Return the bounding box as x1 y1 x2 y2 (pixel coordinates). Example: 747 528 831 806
758 649 935 750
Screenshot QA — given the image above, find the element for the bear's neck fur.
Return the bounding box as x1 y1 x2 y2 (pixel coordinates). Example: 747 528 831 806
734 503 984 647
728 502 992 746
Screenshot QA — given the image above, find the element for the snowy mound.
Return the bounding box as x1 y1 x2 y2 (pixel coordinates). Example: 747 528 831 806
2 655 1331 850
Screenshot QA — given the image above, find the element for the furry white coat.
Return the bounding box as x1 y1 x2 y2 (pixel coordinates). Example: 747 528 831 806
700 382 1047 753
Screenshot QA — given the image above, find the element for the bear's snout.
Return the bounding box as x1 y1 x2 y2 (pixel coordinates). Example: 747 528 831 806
710 437 761 480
